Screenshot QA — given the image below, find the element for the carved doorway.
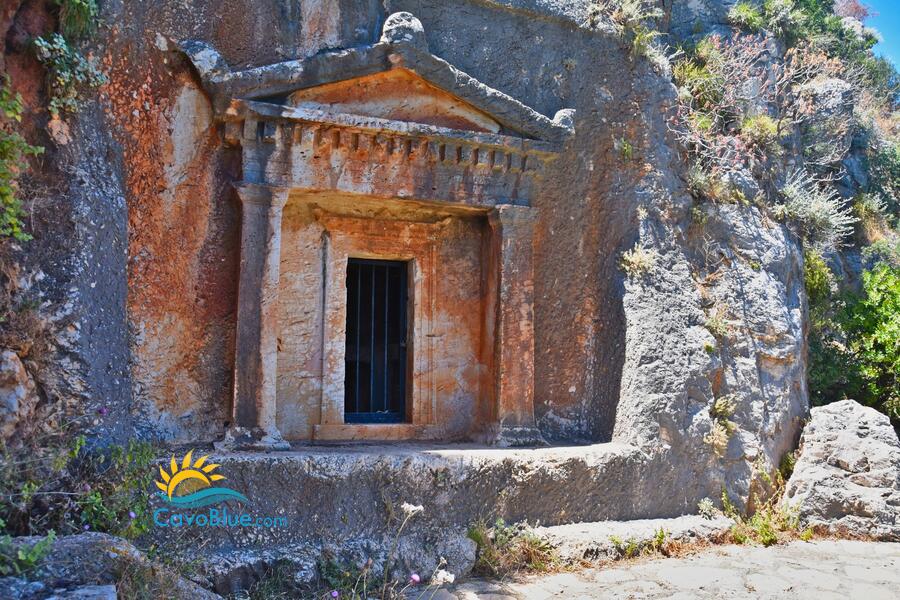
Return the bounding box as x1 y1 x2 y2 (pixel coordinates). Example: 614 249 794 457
343 258 409 424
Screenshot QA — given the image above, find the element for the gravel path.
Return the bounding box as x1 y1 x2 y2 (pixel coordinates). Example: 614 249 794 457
440 541 900 599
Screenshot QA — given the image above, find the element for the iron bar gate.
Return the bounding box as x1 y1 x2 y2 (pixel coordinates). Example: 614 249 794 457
344 258 408 423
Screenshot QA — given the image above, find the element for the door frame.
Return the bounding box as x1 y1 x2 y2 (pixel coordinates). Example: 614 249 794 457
313 211 442 437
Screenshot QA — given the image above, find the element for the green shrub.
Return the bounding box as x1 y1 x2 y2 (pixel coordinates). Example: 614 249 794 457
54 0 99 40
33 34 107 117
862 237 900 268
844 264 900 419
763 0 808 40
0 528 55 576
1 436 157 539
673 60 724 110
621 244 658 277
741 114 782 154
804 249 835 306
778 169 857 252
807 260 900 422
468 519 557 576
728 2 766 31
0 77 44 241
865 142 900 221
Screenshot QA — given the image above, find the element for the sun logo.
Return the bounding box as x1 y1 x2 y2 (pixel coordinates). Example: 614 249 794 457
155 450 225 500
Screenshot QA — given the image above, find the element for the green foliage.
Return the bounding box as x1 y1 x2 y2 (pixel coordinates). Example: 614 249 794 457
621 244 658 278
864 142 900 221
33 33 107 118
616 137 635 160
723 487 802 547
468 518 558 577
0 528 55 575
0 77 44 241
844 264 900 418
763 0 809 40
601 0 665 61
609 528 671 559
728 2 766 31
1 436 157 539
741 114 782 154
804 249 835 306
54 0 99 40
673 60 723 110
807 254 900 422
778 169 857 252
862 237 900 268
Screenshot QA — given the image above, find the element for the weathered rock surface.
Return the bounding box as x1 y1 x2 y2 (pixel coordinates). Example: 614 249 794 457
6 533 221 600
534 515 733 563
0 351 39 439
784 400 900 541
5 0 809 552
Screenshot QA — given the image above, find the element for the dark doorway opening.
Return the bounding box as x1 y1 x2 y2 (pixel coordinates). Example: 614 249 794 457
344 258 408 423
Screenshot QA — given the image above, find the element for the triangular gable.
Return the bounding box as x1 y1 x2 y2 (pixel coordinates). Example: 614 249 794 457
179 12 574 144
287 69 501 134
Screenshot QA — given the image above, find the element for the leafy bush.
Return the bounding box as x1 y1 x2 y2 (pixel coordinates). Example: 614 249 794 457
864 142 900 221
1 435 157 539
33 34 107 117
807 258 900 422
600 0 665 62
763 0 808 40
621 243 658 277
468 519 557 576
778 169 857 252
54 0 99 40
741 114 782 154
728 2 766 31
0 528 55 575
862 237 900 268
0 77 44 241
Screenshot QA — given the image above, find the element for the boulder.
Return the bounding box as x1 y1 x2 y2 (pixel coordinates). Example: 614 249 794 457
7 533 222 599
0 351 39 440
784 400 900 541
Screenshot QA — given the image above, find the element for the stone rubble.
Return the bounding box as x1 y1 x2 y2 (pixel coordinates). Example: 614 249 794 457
783 399 900 541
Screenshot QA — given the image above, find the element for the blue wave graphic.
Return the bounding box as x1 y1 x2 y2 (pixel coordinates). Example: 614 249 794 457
159 487 250 508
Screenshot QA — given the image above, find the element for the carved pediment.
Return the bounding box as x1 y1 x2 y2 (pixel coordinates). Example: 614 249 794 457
287 68 501 134
179 12 575 144
178 12 576 209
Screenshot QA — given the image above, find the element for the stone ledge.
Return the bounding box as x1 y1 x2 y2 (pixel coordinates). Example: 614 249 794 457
535 515 734 563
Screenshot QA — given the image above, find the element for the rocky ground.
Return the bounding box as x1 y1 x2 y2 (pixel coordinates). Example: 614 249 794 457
442 540 900 599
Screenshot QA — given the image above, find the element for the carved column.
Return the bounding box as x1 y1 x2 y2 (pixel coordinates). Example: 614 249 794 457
488 204 545 446
220 184 290 450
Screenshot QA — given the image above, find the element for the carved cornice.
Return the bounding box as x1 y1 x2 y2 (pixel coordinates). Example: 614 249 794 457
179 12 575 144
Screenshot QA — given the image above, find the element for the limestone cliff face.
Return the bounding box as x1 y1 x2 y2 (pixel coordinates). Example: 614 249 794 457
4 0 807 511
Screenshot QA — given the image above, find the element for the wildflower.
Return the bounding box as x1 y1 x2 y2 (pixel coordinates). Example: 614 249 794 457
409 573 421 584
97 406 108 416
83 524 90 531
128 511 136 519
400 502 424 517
432 569 455 586
330 591 338 598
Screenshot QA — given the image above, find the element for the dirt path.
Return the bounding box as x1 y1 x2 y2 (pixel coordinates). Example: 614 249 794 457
440 540 900 599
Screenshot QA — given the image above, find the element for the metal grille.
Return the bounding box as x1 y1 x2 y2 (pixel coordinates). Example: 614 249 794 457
344 258 408 423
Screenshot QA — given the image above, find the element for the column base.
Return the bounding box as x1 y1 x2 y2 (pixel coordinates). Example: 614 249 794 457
214 426 291 451
480 424 547 448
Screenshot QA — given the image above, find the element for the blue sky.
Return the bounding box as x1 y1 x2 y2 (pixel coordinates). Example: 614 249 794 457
866 0 899 67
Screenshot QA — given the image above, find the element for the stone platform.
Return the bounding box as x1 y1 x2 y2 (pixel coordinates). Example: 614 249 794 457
150 442 688 591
